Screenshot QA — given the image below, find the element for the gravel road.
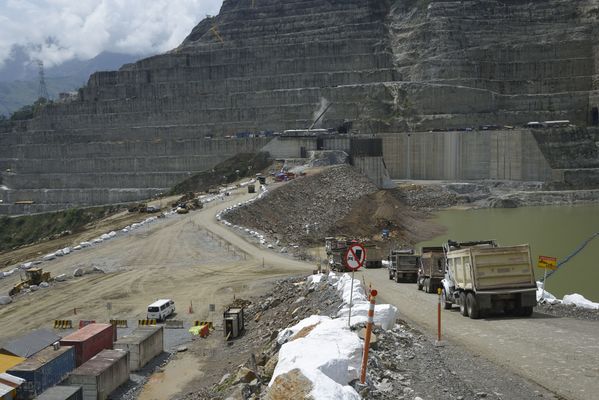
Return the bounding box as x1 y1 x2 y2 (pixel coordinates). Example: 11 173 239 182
360 269 599 400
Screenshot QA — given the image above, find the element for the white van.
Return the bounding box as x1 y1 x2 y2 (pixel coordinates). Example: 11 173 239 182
147 299 175 321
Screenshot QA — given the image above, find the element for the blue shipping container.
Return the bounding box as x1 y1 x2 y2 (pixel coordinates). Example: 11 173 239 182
7 345 75 400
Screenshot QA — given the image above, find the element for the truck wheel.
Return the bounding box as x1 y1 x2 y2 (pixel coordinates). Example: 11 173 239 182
466 293 481 319
442 288 452 310
516 306 533 317
427 278 435 293
388 270 393 280
459 293 468 316
417 279 423 291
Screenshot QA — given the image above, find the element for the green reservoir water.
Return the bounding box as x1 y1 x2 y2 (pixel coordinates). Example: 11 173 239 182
417 204 599 302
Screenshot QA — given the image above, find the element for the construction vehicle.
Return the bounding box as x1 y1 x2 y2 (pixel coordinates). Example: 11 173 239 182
363 243 385 269
9 268 51 296
417 246 445 293
388 249 420 283
441 240 537 319
128 203 147 212
176 204 189 214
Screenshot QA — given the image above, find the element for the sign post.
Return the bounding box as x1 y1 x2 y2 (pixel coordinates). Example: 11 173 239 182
538 255 557 300
345 243 366 327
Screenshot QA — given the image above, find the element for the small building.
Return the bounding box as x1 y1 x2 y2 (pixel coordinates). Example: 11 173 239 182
0 329 61 358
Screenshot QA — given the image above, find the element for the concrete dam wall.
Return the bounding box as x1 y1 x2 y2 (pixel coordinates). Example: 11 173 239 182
381 130 554 181
2 0 599 214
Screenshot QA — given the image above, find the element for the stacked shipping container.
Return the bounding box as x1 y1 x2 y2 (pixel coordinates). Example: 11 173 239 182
67 350 129 400
7 346 75 399
59 324 114 367
113 327 163 371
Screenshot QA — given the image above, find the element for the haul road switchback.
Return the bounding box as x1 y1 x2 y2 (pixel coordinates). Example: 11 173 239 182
1 185 598 400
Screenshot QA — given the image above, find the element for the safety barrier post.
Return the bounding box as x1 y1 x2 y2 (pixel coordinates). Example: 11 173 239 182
360 289 377 384
189 300 194 314
436 288 443 345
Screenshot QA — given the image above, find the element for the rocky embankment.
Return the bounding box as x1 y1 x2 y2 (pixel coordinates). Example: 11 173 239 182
181 274 560 400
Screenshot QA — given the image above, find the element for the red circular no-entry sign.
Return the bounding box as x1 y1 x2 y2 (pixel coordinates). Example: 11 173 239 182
344 243 366 271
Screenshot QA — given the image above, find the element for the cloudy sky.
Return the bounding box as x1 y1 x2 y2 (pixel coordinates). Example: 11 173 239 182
0 0 223 68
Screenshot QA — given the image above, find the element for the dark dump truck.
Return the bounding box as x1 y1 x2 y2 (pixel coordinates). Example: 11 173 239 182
388 249 420 283
417 246 445 293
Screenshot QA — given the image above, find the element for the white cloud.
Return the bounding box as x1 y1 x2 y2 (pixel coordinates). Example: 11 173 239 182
0 0 223 67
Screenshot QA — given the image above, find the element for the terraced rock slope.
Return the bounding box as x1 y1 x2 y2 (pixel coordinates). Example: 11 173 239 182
1 0 598 213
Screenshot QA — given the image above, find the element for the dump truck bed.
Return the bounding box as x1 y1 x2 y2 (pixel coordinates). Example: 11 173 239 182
448 245 535 291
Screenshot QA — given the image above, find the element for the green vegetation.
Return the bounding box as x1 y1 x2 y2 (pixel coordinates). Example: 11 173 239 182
0 75 81 117
170 152 272 195
0 206 122 252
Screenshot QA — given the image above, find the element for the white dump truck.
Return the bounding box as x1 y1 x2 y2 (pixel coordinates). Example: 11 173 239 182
441 240 537 319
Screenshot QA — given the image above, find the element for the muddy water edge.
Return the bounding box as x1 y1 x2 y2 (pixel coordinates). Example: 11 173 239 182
417 204 599 302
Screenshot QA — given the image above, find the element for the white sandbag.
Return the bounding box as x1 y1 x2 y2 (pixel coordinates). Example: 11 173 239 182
20 262 33 270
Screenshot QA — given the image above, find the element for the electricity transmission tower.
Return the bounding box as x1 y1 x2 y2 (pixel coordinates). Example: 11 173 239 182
37 60 49 100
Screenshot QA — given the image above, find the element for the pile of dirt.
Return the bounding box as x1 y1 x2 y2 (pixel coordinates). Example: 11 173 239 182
332 190 445 245
225 165 380 245
170 152 271 195
225 165 444 248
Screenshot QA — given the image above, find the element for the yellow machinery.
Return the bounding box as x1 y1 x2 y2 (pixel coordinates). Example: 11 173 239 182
9 268 51 296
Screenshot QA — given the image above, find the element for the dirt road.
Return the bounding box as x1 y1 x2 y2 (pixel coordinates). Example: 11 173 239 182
3 185 598 400
0 189 311 344
360 270 599 400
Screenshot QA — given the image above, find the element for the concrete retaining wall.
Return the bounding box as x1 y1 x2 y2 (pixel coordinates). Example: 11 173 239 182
381 130 553 181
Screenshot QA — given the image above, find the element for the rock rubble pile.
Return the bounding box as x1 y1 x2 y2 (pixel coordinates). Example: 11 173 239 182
181 273 555 400
224 165 377 245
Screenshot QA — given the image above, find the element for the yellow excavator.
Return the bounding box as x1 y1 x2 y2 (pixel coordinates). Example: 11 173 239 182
9 268 51 296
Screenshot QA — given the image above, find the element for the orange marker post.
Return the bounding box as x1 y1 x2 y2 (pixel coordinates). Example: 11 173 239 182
360 289 377 384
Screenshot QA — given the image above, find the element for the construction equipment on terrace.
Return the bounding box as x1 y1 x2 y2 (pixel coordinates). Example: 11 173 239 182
9 268 51 296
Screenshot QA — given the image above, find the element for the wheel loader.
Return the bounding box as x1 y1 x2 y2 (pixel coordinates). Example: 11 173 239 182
9 268 51 296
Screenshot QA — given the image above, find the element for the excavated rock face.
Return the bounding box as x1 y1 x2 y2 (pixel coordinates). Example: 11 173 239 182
1 0 599 212
387 0 599 129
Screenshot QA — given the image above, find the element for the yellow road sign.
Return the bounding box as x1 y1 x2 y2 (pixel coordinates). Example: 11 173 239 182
538 255 557 270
